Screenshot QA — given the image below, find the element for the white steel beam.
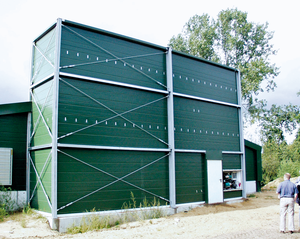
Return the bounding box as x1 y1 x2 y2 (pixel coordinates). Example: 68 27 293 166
173 92 240 108
26 113 32 204
236 70 246 198
59 72 168 95
57 143 170 152
51 18 62 225
166 47 176 209
175 149 206 154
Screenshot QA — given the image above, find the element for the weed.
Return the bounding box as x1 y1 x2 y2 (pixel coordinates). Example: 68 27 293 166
0 186 13 221
22 204 33 215
67 210 115 234
248 194 257 198
0 207 8 221
67 192 166 234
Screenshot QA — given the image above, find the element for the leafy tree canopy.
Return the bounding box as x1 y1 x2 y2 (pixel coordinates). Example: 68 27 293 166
256 103 300 143
169 8 279 112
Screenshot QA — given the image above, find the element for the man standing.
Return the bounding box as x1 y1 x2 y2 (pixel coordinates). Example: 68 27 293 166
276 173 299 233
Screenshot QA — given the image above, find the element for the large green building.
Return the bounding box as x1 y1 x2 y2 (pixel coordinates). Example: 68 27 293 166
0 19 262 231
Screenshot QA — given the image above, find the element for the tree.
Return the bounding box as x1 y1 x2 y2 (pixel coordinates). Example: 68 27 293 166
169 14 219 62
262 129 300 184
257 104 300 143
169 8 279 112
261 140 283 184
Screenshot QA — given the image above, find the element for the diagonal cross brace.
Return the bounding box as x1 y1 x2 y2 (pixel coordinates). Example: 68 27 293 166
29 153 52 210
29 149 52 201
62 25 167 89
30 81 53 142
57 149 170 212
31 30 56 83
59 78 169 146
31 91 53 139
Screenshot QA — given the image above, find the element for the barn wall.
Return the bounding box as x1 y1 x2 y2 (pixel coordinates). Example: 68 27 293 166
0 102 31 191
28 19 243 217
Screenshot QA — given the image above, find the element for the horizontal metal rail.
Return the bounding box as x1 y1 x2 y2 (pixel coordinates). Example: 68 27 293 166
175 149 206 153
222 151 243 154
57 143 170 152
29 144 52 151
30 74 54 89
173 92 240 108
59 72 168 95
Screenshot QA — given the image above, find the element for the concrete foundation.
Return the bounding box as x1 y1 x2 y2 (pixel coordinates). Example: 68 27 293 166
40 202 207 232
0 191 27 211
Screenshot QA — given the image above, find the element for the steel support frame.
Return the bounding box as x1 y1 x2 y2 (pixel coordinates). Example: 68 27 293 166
51 18 62 226
236 70 246 198
26 113 32 204
166 48 176 209
27 18 246 220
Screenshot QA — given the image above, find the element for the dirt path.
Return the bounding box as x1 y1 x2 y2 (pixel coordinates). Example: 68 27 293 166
1 189 300 238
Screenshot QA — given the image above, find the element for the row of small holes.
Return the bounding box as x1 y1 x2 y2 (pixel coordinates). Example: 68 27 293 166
62 117 239 137
174 74 237 92
66 50 237 93
66 50 166 75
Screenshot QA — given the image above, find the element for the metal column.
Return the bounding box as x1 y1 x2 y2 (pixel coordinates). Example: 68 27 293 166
166 47 176 209
26 113 32 204
236 70 246 198
51 18 62 227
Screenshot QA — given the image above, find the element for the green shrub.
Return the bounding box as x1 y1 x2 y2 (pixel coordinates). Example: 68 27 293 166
0 186 17 212
277 159 300 179
0 207 8 221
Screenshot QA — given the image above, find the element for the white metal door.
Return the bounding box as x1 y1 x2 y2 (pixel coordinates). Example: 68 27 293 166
207 160 223 204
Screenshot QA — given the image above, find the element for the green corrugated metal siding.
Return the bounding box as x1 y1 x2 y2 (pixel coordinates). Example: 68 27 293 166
222 154 241 170
245 147 256 181
57 148 169 214
0 113 28 190
28 19 244 213
245 140 262 192
224 190 242 199
32 29 56 84
0 102 31 116
173 53 238 104
31 80 53 147
175 153 205 204
60 26 167 91
58 77 168 148
174 97 240 151
30 149 52 213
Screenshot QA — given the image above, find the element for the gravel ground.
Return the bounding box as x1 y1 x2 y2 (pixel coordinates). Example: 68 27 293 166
1 188 300 238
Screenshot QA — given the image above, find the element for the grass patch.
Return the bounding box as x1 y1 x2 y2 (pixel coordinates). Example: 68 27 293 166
0 207 8 221
67 192 166 234
247 194 257 198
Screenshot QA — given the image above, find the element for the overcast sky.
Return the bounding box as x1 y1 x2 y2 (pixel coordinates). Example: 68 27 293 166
1 0 299 142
